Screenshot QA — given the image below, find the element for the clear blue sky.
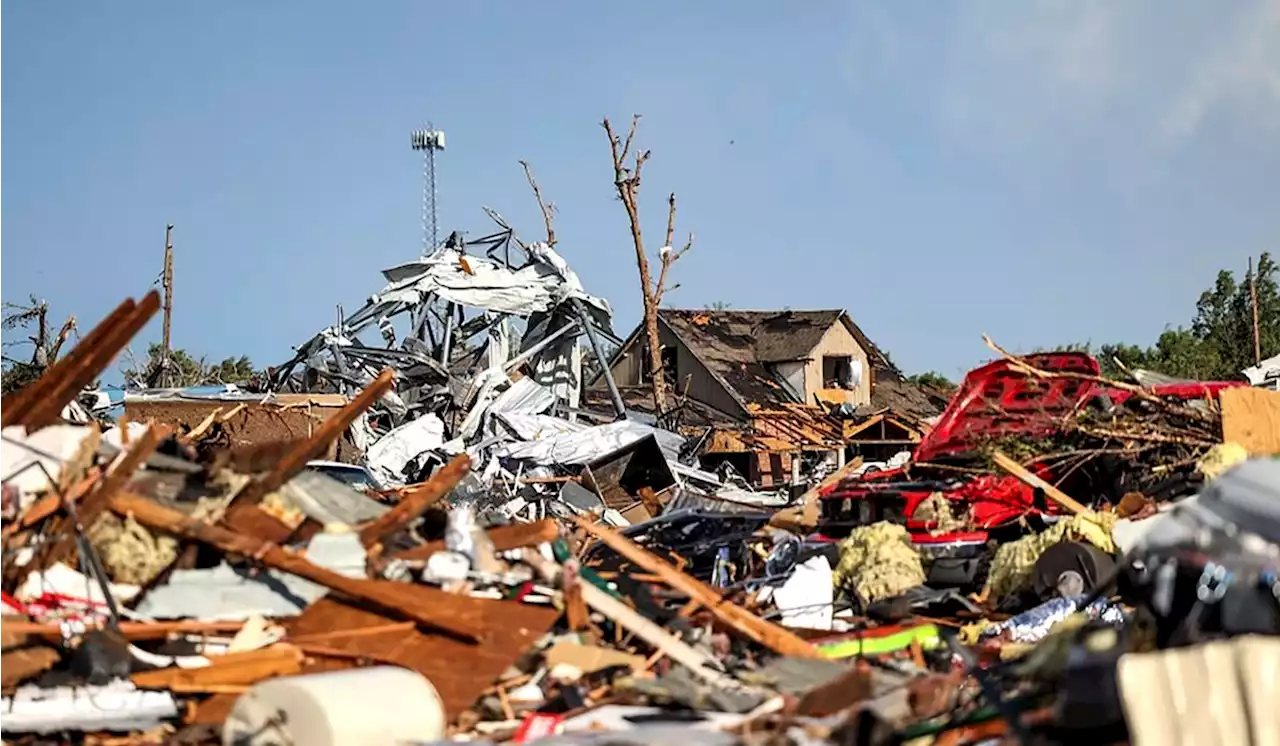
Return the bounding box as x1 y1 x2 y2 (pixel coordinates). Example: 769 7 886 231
4 1 1278 385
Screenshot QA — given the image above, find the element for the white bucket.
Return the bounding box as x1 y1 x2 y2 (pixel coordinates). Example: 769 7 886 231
222 666 446 746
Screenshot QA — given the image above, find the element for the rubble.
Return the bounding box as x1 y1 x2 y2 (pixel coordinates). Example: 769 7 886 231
2 223 1278 745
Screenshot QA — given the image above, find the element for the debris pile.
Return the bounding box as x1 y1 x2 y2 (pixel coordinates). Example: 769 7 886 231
3 227 1279 745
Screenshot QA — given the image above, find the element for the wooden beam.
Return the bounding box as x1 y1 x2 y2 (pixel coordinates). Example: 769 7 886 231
990 451 1097 520
109 491 487 643
2 619 247 642
223 369 396 531
1 297 135 427
569 515 822 658
358 454 470 548
132 644 303 690
28 292 161 429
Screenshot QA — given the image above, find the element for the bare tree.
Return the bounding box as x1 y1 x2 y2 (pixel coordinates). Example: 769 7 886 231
2 296 77 394
601 115 693 413
519 160 556 247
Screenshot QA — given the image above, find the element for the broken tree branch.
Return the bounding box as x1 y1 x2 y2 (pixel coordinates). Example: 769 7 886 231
519 160 556 247
654 192 693 307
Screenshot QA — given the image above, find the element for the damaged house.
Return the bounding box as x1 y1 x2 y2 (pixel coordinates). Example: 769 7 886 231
590 309 944 487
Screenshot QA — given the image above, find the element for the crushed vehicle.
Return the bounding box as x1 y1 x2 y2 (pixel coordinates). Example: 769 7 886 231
817 351 1246 595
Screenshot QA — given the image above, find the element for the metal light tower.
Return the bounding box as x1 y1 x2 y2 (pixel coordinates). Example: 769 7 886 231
411 125 446 250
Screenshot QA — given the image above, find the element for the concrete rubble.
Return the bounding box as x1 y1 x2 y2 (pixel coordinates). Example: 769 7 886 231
2 219 1279 746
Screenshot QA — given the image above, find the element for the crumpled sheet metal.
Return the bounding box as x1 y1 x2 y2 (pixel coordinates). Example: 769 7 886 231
364 413 446 485
375 245 611 321
496 419 685 467
833 522 926 603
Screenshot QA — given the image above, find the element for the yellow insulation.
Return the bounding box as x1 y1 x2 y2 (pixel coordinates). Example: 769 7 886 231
833 521 926 603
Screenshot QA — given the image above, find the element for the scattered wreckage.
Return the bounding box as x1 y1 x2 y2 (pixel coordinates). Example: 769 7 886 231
2 220 1279 746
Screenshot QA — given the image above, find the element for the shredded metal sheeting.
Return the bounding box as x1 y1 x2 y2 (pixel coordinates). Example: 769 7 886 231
832 521 926 603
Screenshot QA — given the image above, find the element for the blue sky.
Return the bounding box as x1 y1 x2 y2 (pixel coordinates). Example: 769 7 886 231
4 1 1279 384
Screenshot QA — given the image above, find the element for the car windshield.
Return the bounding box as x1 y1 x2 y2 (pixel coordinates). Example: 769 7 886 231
309 465 376 492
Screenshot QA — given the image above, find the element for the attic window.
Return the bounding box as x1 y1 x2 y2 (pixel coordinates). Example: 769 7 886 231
823 355 857 390
643 345 678 383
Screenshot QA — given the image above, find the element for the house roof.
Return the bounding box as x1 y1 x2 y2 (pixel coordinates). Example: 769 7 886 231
598 307 942 421
865 375 948 423
658 309 839 408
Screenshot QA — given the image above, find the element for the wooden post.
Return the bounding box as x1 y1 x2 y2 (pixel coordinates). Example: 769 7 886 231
1250 256 1262 366
161 224 174 361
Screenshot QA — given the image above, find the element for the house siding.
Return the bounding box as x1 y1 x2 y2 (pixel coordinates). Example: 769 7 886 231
604 322 746 417
804 322 871 407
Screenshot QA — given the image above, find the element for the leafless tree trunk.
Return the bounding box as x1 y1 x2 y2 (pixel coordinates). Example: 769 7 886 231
519 161 556 247
601 115 693 414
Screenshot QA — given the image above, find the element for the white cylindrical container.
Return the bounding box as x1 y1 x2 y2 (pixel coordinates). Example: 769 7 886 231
222 666 446 746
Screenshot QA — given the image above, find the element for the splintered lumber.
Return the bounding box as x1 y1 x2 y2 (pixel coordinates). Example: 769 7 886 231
132 645 303 690
108 491 486 642
2 468 102 539
570 515 823 659
578 582 736 688
1 620 247 642
359 454 471 548
28 292 161 429
391 519 561 562
223 369 396 529
1 297 136 427
1 647 61 687
990 451 1098 520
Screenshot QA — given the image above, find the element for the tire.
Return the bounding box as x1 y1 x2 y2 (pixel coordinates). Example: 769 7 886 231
1032 541 1117 600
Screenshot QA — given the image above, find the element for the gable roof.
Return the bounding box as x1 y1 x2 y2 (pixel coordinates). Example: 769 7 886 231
597 308 939 419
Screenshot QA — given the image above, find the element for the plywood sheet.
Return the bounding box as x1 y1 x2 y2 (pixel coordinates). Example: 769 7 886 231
285 596 559 720
1221 387 1280 455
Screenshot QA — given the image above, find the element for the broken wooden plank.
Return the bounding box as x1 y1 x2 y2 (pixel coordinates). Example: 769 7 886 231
222 369 396 532
132 645 303 689
391 519 561 562
28 292 161 429
578 582 737 687
1 297 136 427
990 451 1097 520
358 454 470 548
769 457 862 534
1220 386 1280 455
1 646 61 687
1 619 247 642
109 490 487 642
570 515 823 659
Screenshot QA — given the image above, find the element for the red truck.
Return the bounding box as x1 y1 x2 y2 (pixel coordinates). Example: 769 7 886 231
817 352 1242 591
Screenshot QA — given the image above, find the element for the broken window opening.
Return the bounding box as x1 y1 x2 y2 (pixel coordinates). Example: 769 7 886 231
823 355 855 390
643 344 678 384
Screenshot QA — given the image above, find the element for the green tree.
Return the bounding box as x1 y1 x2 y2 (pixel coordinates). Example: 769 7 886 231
1095 253 1279 380
122 343 258 388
